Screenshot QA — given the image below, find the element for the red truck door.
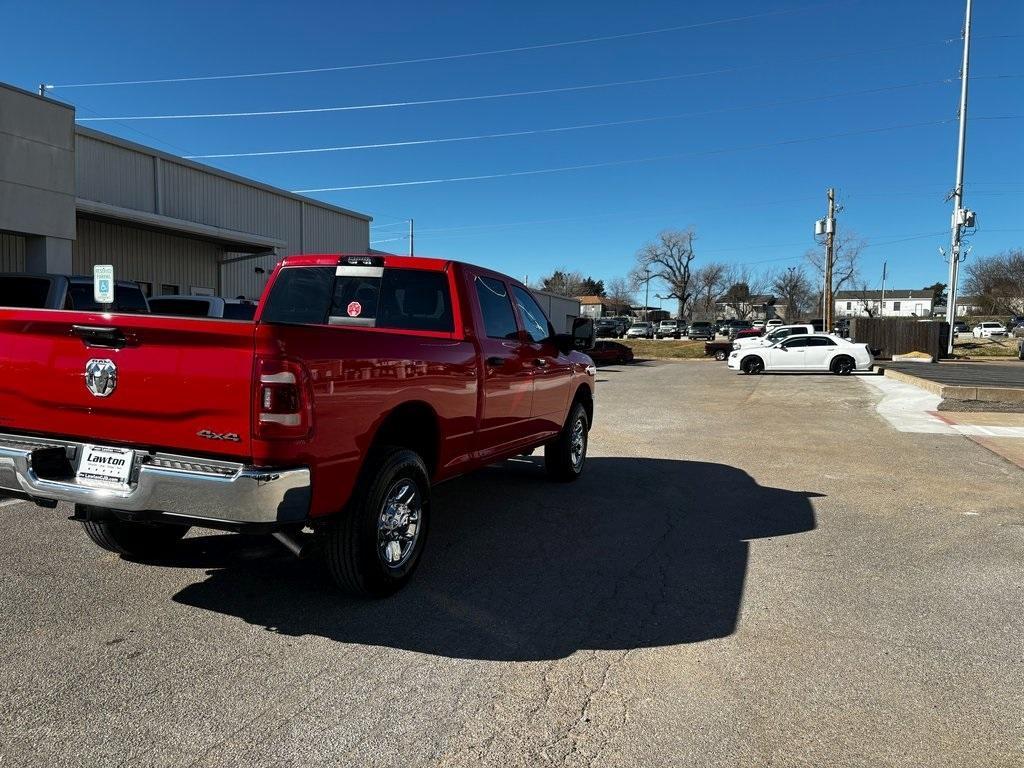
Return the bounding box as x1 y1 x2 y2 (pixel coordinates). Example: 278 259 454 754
466 272 538 455
509 285 573 434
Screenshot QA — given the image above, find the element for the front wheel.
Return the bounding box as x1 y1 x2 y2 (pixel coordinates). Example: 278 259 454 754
742 356 764 375
80 516 189 559
323 447 431 598
545 401 589 482
715 349 728 361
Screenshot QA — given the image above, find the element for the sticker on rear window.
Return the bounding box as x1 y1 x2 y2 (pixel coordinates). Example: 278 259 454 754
347 301 362 317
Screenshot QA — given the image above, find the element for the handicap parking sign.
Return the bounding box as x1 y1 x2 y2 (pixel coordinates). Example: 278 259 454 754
93 265 114 304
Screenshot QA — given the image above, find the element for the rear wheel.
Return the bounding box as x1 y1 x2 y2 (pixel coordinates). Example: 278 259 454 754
715 349 728 361
80 517 189 559
545 402 589 482
323 447 430 598
742 356 764 375
831 355 855 375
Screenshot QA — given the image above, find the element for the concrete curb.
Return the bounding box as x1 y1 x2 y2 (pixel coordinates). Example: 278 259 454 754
881 367 1024 405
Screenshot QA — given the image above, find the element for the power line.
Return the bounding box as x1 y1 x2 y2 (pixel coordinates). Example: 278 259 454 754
182 78 956 159
293 118 956 193
45 3 842 90
74 39 972 123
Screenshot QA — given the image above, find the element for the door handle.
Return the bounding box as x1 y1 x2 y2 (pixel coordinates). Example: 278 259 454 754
486 356 508 368
533 358 549 368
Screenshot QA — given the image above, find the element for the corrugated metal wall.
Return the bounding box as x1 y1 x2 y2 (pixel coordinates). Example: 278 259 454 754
0 232 26 272
72 130 371 300
76 136 155 212
73 218 220 295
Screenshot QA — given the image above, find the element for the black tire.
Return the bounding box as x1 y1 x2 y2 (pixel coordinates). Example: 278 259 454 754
545 401 589 482
742 356 764 375
80 517 189 559
831 355 855 375
323 447 430 598
715 349 728 361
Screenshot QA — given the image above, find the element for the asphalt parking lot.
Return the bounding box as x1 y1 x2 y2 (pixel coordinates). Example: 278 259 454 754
2 362 1022 767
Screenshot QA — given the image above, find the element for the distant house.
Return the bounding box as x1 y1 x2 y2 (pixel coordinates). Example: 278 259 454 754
715 295 783 321
834 289 935 318
577 295 631 319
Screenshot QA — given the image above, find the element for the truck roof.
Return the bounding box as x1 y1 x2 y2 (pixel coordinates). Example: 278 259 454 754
278 254 453 272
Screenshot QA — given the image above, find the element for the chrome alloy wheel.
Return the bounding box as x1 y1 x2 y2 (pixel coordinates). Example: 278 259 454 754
570 415 587 471
377 479 422 569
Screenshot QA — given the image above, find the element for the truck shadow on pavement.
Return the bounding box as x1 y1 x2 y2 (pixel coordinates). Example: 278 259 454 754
172 458 818 661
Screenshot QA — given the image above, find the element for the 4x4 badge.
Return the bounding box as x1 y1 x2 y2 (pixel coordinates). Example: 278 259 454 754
197 430 241 442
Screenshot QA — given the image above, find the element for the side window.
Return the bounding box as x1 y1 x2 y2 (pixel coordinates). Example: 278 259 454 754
474 277 519 340
377 269 453 332
511 286 552 343
807 337 836 347
781 337 809 348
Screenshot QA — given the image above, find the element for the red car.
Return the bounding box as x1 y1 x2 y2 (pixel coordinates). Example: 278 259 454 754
732 328 764 341
587 340 634 366
0 254 596 597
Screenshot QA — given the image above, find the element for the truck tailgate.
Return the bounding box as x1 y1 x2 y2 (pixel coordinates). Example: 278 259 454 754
0 309 256 459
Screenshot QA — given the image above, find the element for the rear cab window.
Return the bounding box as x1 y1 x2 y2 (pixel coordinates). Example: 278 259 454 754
261 257 456 335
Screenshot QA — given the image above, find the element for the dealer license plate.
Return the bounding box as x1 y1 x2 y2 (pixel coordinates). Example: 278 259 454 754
76 445 134 486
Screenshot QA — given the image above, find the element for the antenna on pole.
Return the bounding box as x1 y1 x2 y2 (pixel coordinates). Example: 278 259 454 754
408 218 414 257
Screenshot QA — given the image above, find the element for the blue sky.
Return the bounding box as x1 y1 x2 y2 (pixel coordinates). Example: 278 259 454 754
5 0 1022 301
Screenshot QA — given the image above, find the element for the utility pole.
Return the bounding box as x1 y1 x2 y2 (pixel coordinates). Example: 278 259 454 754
824 188 836 331
945 0 975 356
408 218 415 257
880 261 887 317
814 188 837 330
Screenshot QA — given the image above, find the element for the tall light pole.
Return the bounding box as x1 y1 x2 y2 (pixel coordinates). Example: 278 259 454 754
945 0 975 355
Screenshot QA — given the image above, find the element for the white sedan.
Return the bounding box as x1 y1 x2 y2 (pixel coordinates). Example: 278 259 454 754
728 333 874 375
973 322 1008 338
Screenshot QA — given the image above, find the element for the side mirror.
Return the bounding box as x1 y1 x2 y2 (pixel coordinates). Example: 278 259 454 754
571 317 594 351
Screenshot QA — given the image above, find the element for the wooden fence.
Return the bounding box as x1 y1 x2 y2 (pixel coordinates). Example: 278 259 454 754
848 317 951 360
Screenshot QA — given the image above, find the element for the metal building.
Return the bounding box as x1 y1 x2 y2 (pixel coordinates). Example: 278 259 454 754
0 81 370 299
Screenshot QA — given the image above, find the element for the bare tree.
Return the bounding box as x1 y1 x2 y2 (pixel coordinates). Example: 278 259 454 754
605 277 635 312
719 265 769 320
964 248 1024 315
631 229 697 319
770 265 813 321
806 231 865 299
853 280 878 317
691 262 729 320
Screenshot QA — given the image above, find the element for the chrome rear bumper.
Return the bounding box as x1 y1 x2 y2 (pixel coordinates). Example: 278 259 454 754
0 433 309 526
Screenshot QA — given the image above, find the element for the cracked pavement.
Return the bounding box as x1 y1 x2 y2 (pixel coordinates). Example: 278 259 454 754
1 361 1021 766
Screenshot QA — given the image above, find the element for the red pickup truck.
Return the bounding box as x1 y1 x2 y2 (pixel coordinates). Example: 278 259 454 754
0 255 596 597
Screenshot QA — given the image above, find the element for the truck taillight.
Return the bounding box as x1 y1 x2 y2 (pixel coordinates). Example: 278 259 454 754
254 357 313 440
